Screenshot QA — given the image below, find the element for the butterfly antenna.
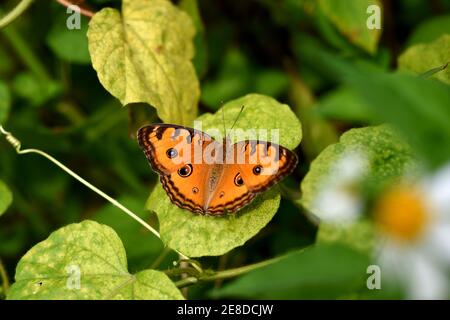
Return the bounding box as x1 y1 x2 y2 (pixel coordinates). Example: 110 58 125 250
221 101 227 138
230 105 245 133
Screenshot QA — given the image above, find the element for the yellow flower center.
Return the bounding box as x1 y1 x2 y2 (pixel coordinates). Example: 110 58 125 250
375 186 428 242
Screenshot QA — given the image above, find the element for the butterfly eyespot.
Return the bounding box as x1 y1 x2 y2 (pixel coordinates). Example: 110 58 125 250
253 165 263 175
192 187 199 194
166 148 178 159
178 164 193 177
234 173 244 187
219 191 225 198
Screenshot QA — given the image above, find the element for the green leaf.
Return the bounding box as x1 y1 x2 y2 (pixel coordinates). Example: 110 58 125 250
407 15 450 46
7 221 183 300
317 219 375 254
92 196 166 271
317 85 375 123
318 0 382 54
46 14 91 64
0 82 11 123
347 72 450 169
212 244 370 299
11 72 62 107
146 94 302 257
87 0 200 125
201 48 251 108
301 125 418 216
399 34 450 84
0 180 13 217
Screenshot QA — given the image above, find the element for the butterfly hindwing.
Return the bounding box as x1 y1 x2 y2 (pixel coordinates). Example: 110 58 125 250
233 140 298 194
205 164 256 215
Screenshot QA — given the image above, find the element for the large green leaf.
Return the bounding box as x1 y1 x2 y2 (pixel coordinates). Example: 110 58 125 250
399 34 450 84
87 0 200 125
0 179 12 217
407 15 450 46
318 0 382 54
92 196 167 271
0 81 11 123
347 72 450 168
301 125 418 216
146 94 302 257
212 244 370 299
7 221 183 300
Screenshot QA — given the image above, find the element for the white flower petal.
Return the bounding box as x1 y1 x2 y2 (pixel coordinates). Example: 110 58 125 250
334 151 368 182
406 251 448 300
425 223 450 264
424 163 450 219
314 188 362 224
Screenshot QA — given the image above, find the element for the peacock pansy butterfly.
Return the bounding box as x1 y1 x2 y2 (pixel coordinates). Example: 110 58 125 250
137 123 298 215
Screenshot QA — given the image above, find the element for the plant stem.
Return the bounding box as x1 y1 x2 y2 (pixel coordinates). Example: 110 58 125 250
0 0 34 29
55 0 95 18
150 247 171 269
0 259 10 294
175 254 289 288
175 277 198 288
0 126 204 273
199 255 284 282
0 126 162 244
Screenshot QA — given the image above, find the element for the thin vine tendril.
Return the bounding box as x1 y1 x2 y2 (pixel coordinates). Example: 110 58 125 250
0 125 197 266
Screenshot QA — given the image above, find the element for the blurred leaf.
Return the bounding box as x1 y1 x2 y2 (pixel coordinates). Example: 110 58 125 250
46 14 91 64
407 15 450 46
7 221 183 300
179 0 208 78
318 0 382 54
399 34 450 84
146 94 302 257
289 74 338 159
254 69 289 98
0 82 11 123
317 85 375 123
92 196 165 271
301 125 418 217
317 219 375 254
87 0 200 125
11 72 62 107
212 244 370 299
348 72 450 168
0 180 12 217
201 48 251 108
0 46 14 76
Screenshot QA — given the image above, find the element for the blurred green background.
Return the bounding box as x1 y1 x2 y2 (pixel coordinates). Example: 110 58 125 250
0 0 449 299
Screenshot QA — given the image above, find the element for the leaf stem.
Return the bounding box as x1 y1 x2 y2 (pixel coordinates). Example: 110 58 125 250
0 0 34 29
0 259 10 294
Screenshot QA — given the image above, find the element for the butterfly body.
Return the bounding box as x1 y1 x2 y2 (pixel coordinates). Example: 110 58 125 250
138 124 297 215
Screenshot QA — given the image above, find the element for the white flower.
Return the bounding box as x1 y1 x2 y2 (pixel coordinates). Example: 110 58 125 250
375 164 450 299
312 151 368 224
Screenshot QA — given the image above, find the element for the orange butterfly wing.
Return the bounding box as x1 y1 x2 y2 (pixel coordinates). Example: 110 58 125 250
233 140 298 194
204 164 256 215
138 124 218 213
